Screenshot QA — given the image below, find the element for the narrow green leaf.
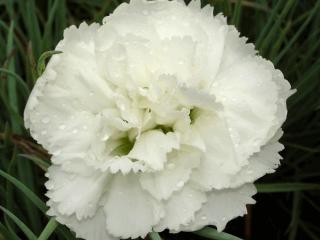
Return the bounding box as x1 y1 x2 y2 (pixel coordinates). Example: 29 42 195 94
259 0 295 55
37 50 62 77
288 58 320 108
19 154 49 171
194 227 243 240
42 0 60 50
255 0 283 48
0 68 30 98
6 21 22 134
288 192 301 240
269 20 291 60
273 0 320 65
0 222 19 240
149 231 162 240
0 206 37 240
231 0 242 29
256 183 320 193
37 218 58 240
0 169 47 213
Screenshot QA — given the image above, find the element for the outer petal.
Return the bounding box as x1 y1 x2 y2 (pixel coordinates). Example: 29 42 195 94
230 131 284 187
47 204 117 240
45 165 110 220
154 184 206 232
180 184 256 232
212 57 278 160
104 173 164 239
190 111 240 190
139 147 201 200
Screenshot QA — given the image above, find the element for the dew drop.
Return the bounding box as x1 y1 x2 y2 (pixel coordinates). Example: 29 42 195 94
119 104 125 111
41 117 50 124
72 129 78 134
53 150 61 156
176 181 184 188
222 217 226 221
83 125 88 130
59 124 66 130
201 216 207 220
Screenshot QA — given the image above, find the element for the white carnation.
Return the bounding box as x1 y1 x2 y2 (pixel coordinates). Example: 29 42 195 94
24 0 293 239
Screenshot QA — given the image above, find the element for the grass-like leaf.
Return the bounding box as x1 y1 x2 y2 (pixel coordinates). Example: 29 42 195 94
256 183 320 193
36 50 62 77
149 231 162 240
0 206 37 240
194 227 243 240
37 218 59 240
0 169 47 213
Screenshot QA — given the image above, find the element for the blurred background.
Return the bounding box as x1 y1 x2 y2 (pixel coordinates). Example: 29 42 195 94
0 0 319 239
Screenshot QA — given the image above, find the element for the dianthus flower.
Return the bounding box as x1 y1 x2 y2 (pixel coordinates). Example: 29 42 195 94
24 0 293 239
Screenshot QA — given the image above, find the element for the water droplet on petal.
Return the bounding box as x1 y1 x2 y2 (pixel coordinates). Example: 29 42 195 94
72 129 78 134
247 170 253 174
83 125 88 130
201 216 207 220
41 117 50 124
176 181 184 188
222 217 226 221
59 124 66 130
53 150 61 156
119 104 125 111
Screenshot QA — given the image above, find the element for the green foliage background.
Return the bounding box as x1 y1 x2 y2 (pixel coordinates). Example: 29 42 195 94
0 0 319 239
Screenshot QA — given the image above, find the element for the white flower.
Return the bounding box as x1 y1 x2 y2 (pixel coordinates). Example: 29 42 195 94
24 0 293 239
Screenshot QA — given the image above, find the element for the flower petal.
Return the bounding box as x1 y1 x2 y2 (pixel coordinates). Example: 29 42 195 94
154 184 206 232
139 147 201 200
230 130 284 187
212 56 282 162
46 165 110 220
104 173 164 239
47 204 117 240
180 183 256 232
190 111 240 190
128 130 180 170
